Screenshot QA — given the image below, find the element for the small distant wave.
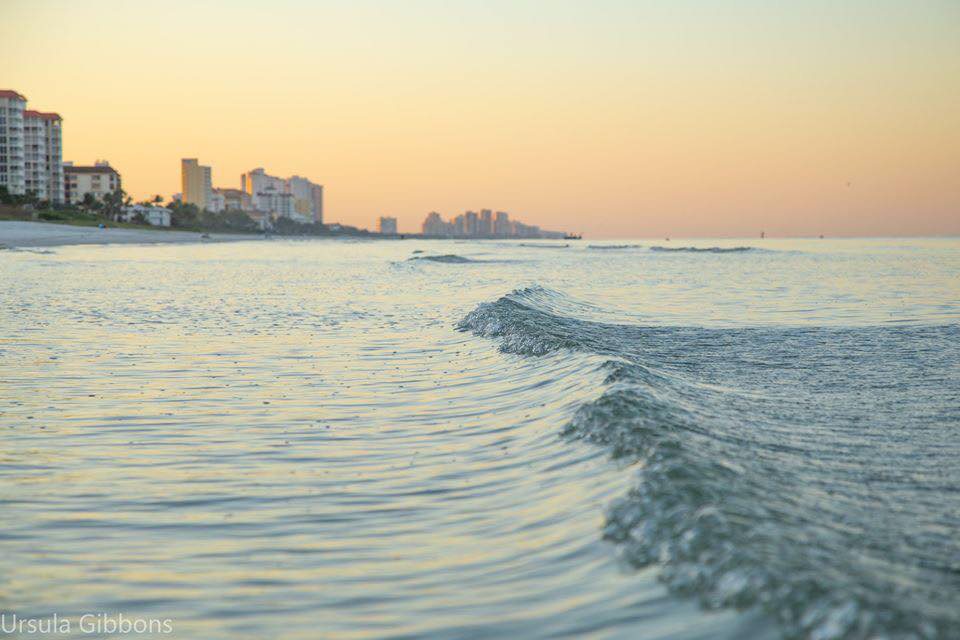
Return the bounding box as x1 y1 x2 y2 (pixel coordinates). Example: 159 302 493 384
408 253 525 265
409 254 479 264
649 245 759 253
0 244 56 254
588 244 643 250
518 243 570 249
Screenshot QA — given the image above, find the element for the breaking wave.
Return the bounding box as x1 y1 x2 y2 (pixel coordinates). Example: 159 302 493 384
458 286 960 640
588 244 644 250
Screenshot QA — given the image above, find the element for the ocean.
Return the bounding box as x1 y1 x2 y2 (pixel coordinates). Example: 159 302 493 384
1 237 958 639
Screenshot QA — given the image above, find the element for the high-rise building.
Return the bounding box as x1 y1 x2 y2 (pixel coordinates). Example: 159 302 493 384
1 90 64 202
464 211 479 236
286 175 324 224
24 110 63 203
242 168 323 224
242 167 287 223
181 158 213 210
494 211 510 236
422 211 447 235
259 189 294 219
0 90 27 197
378 216 398 234
480 209 493 236
242 168 283 212
64 161 121 204
310 183 324 225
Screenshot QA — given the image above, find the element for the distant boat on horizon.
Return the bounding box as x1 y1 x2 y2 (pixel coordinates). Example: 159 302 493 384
564 233 582 240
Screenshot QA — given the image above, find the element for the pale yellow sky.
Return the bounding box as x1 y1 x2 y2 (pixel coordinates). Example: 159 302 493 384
3 0 958 236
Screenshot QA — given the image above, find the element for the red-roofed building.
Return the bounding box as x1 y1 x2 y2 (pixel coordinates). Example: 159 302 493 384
64 161 121 204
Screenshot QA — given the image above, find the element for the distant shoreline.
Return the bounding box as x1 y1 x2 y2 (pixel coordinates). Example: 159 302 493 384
0 220 263 248
0 219 584 249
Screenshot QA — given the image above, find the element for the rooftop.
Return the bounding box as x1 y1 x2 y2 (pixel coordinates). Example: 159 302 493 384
64 165 120 175
0 89 27 101
24 110 62 121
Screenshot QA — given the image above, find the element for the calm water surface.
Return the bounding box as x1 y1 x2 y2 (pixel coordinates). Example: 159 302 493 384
1 238 958 639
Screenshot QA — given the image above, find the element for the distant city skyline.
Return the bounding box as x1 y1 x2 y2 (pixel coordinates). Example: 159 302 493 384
421 209 565 239
3 0 958 237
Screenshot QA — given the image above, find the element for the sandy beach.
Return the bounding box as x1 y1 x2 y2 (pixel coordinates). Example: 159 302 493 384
0 220 262 248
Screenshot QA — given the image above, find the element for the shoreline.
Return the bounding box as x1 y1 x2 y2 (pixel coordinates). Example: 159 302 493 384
0 220 263 248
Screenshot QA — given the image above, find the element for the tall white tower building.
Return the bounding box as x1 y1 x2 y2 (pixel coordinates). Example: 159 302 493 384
0 90 29 198
24 110 64 203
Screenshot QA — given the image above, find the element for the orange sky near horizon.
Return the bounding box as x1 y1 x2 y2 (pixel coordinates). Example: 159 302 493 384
3 0 958 237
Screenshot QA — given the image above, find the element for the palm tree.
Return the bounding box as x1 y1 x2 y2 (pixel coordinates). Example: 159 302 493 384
101 188 127 222
82 192 99 212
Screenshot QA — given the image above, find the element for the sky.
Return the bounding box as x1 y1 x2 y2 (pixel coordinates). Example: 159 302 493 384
2 0 959 237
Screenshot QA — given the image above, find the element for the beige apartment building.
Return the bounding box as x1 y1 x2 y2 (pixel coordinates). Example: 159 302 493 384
63 161 121 204
181 158 213 210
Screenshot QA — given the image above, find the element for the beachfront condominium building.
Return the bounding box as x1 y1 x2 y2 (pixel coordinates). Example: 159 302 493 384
258 189 295 220
213 188 252 212
1 90 64 202
63 161 121 204
422 211 449 236
242 168 323 224
208 190 226 213
0 90 27 197
242 167 286 215
480 209 493 236
464 211 479 236
121 204 171 227
378 216 398 234
182 158 213 210
494 211 511 236
310 183 323 224
287 175 324 224
23 110 64 203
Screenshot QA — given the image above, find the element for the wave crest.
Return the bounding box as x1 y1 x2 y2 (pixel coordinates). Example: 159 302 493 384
460 287 960 640
456 287 619 355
